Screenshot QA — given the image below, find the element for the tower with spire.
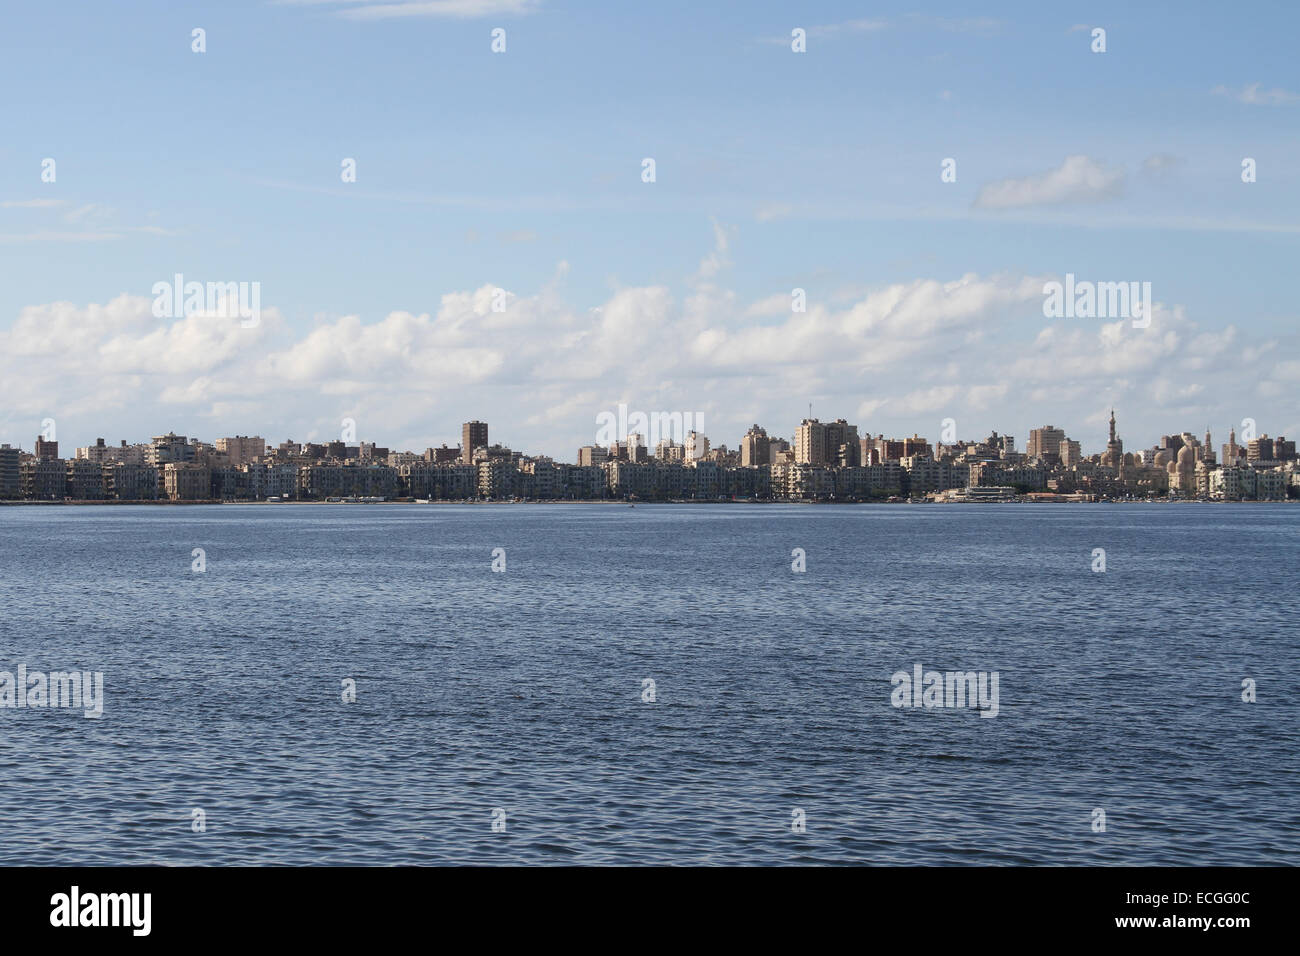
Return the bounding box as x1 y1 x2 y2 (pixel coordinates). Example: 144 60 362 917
1223 426 1240 466
1104 408 1124 471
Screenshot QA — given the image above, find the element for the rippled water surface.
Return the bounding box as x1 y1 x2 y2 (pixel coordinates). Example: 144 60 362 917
1 503 1296 865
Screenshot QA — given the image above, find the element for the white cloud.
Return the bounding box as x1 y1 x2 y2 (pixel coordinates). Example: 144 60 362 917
1 199 65 209
761 14 997 44
974 155 1125 209
754 202 794 222
695 219 731 280
318 0 542 20
1213 83 1300 106
1 234 1291 458
1141 153 1182 175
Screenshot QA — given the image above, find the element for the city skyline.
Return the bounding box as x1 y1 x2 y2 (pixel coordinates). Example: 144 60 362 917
4 406 1296 467
3 406 1295 504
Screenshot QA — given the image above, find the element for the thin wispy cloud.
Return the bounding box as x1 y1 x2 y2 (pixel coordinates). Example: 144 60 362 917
1 199 65 209
1141 153 1182 176
280 0 542 19
910 14 1000 35
0 231 124 242
760 14 998 44
1212 82 1300 105
753 202 794 223
1 199 173 240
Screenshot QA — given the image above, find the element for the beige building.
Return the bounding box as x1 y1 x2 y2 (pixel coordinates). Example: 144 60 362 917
740 425 770 467
149 433 195 467
1026 425 1066 462
216 435 266 466
164 462 211 500
795 419 827 464
685 430 709 461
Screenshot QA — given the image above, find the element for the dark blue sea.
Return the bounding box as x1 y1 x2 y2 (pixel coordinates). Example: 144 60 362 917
1 503 1296 865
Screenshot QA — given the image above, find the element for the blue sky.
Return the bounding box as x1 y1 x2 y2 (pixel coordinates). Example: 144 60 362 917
2 0 1297 458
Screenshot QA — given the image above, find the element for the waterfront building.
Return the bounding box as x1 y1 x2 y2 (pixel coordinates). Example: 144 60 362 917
461 421 488 464
424 444 460 463
1026 425 1066 463
740 425 770 467
66 459 106 500
148 433 195 467
0 444 20 498
215 436 266 466
1248 435 1274 463
21 457 65 499
104 461 158 500
163 462 211 500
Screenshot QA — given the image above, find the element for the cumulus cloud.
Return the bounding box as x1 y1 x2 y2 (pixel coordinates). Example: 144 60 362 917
974 155 1125 209
1 230 1292 457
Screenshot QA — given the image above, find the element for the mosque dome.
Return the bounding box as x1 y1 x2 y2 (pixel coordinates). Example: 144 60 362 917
1154 450 1171 468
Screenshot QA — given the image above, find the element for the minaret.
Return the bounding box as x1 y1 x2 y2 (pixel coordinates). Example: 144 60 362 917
1105 408 1123 470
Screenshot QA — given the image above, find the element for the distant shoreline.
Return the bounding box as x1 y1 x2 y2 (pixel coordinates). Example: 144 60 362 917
0 498 1293 507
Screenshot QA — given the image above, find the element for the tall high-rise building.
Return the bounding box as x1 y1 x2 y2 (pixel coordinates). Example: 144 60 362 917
740 425 770 467
461 421 488 464
0 444 20 498
1248 435 1274 463
35 435 58 460
1060 439 1083 467
1026 425 1066 463
902 434 933 459
824 419 859 466
795 419 827 464
577 445 609 467
685 430 709 461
